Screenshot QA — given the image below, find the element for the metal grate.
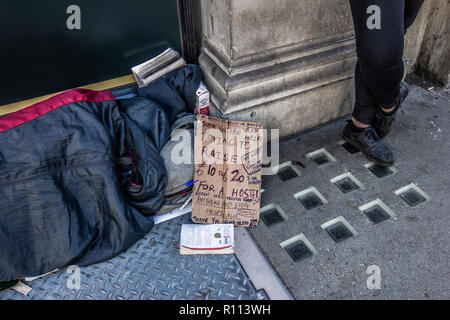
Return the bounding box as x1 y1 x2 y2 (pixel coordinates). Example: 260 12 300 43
0 214 263 300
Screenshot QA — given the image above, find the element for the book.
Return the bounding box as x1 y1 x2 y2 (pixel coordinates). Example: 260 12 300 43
180 224 234 255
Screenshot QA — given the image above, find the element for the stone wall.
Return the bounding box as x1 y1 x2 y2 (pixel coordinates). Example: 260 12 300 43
199 0 449 137
405 0 449 86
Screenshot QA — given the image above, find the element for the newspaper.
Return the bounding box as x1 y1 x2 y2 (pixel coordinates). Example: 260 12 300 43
132 48 187 87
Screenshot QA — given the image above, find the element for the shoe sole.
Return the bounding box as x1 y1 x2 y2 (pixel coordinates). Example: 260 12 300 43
342 131 394 168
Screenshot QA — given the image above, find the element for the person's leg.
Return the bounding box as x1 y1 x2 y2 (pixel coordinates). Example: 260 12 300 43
371 0 424 112
348 0 378 129
349 0 407 131
373 0 424 138
351 60 378 128
344 0 407 166
351 0 406 109
344 59 395 166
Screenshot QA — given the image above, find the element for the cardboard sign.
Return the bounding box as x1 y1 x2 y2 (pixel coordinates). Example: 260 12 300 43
192 115 263 227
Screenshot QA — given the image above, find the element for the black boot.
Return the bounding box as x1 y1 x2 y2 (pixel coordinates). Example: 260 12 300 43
374 83 409 139
342 121 394 167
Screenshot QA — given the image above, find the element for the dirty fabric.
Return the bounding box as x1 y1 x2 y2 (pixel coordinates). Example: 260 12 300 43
0 65 202 281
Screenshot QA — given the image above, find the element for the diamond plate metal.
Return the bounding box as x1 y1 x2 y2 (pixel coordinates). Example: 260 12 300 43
0 214 263 300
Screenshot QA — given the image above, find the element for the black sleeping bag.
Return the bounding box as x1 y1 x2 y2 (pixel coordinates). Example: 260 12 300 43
0 65 202 281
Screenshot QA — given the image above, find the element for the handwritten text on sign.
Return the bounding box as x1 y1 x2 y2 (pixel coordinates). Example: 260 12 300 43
192 115 264 227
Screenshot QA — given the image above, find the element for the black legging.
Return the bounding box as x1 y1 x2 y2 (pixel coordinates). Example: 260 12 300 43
350 0 424 125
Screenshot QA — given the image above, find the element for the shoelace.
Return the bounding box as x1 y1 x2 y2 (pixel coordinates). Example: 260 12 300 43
364 127 391 156
363 127 381 145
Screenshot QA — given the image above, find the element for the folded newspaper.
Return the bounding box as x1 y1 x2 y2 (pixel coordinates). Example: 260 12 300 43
132 48 187 88
180 224 234 255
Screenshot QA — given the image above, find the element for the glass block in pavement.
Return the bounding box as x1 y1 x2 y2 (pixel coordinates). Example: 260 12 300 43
284 240 314 263
261 208 285 227
325 222 353 243
363 205 391 224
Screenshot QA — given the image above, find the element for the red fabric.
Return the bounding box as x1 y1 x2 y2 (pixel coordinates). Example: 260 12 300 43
0 88 115 133
181 245 233 251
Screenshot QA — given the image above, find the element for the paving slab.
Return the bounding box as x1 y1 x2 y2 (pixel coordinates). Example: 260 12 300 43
251 82 450 299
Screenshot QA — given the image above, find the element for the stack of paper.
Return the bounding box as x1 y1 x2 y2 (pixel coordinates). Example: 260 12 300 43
132 48 187 88
180 224 234 255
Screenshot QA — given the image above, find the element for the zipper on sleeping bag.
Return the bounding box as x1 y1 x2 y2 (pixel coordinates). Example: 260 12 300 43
0 160 113 188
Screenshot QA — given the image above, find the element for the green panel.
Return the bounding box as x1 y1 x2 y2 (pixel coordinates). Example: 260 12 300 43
0 0 181 105
0 280 19 292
